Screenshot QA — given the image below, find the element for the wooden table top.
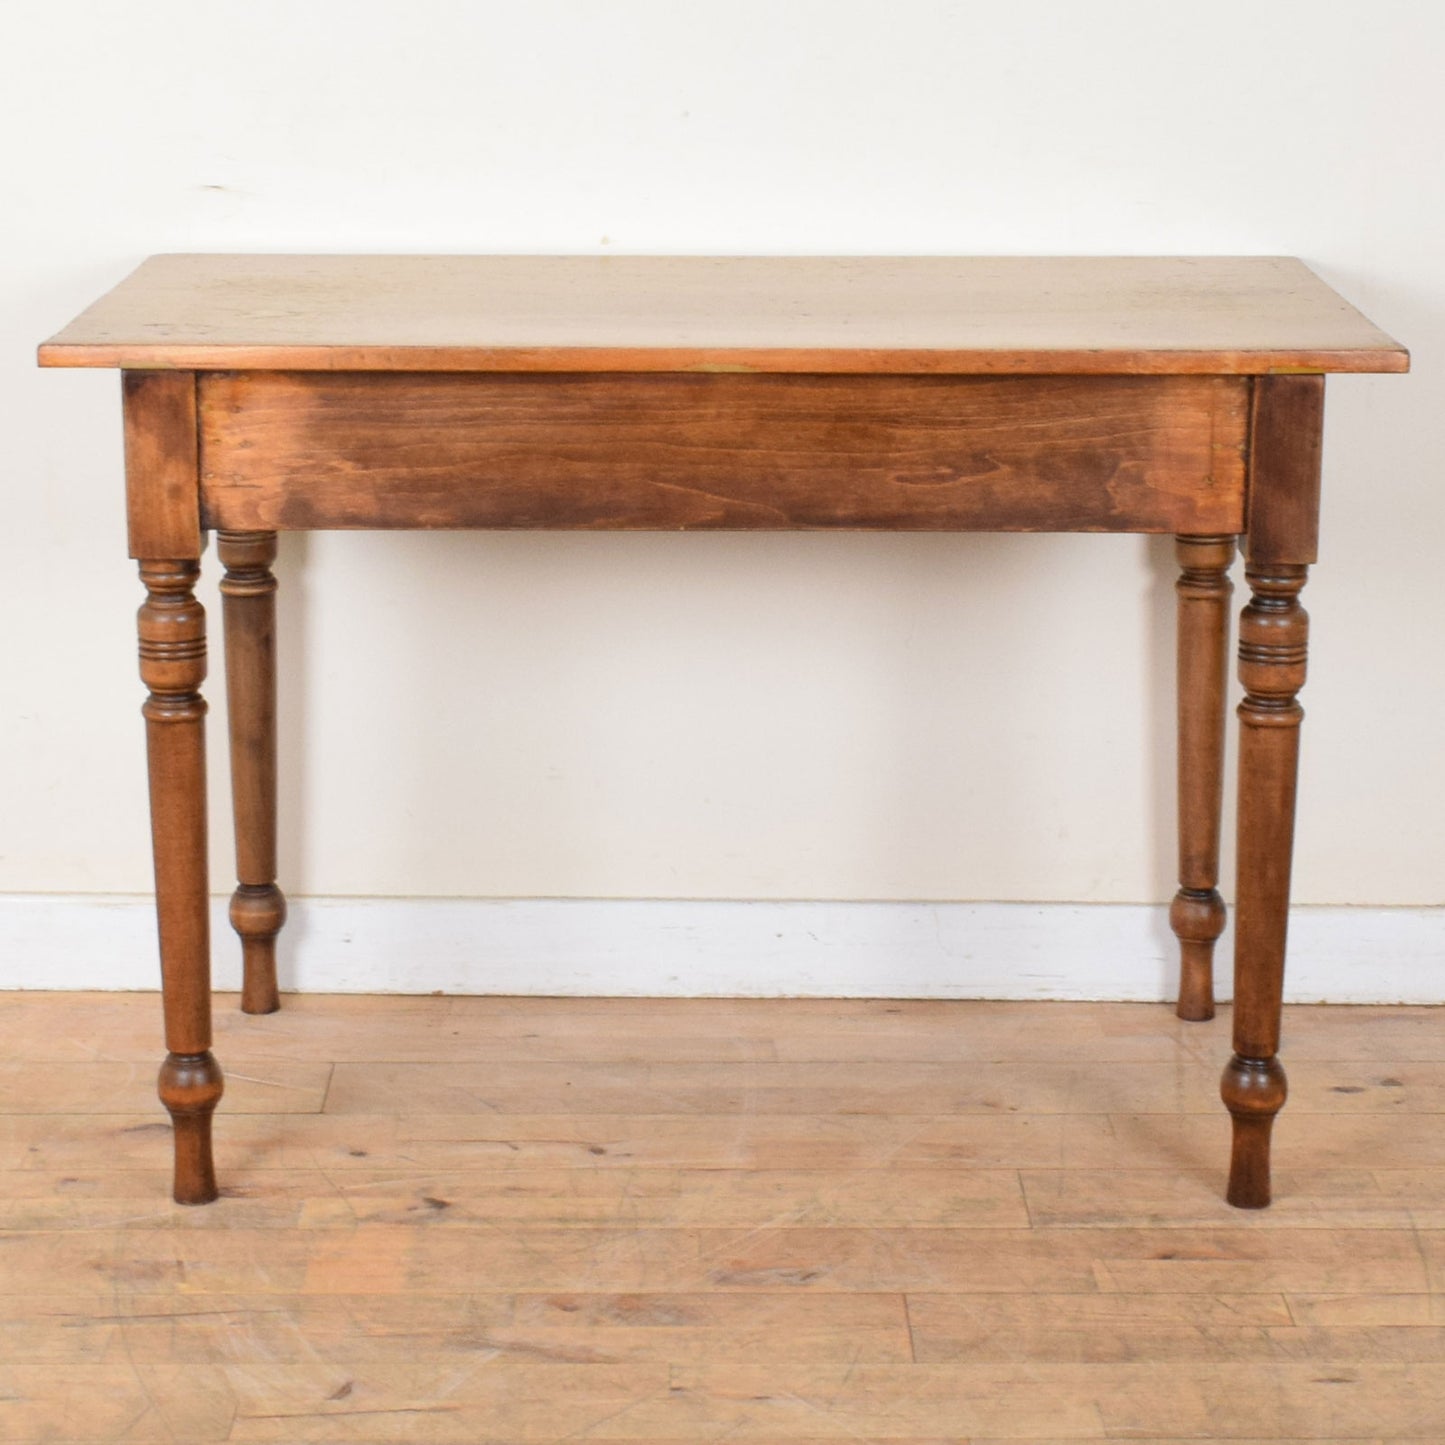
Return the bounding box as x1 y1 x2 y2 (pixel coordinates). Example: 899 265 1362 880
39 254 1407 376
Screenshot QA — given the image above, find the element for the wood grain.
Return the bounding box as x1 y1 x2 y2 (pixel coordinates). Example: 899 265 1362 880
198 371 1249 534
0 1222 1425 1297
4 995 1445 1440
6 993 1444 1063
0 1290 914 1364
1246 374 1327 564
25 1105 1445 1177
122 370 201 558
40 254 1409 374
5 1056 1440 1120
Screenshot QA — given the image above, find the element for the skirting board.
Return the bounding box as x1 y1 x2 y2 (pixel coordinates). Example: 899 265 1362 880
0 895 1441 1003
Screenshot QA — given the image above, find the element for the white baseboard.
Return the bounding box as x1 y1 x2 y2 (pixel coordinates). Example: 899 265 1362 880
0 894 1441 1003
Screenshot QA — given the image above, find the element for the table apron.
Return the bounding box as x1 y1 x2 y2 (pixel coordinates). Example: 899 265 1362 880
197 371 1248 534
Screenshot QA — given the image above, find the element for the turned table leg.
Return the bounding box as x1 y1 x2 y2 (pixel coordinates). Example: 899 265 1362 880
219 531 287 1014
1220 375 1324 1208
139 559 223 1205
1224 562 1307 1205
1171 535 1235 1021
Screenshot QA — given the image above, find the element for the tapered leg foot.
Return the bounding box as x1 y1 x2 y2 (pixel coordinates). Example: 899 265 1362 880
220 531 286 1015
1171 535 1234 1022
1222 1053 1287 1208
159 1050 224 1204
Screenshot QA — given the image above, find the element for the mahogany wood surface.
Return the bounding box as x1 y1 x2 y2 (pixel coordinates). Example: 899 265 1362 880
1170 535 1236 1023
198 372 1248 534
40 254 1407 375
218 532 286 1017
40 258 1407 1212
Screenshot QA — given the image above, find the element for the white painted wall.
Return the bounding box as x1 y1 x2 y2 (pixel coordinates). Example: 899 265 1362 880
3 4 1440 987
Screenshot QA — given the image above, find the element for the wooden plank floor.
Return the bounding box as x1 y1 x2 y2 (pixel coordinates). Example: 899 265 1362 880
2 993 1444 1442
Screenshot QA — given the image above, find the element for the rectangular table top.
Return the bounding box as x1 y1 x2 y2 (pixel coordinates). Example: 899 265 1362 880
39 254 1407 376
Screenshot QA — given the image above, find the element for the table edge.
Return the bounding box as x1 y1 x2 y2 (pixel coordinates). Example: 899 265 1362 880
35 342 1411 374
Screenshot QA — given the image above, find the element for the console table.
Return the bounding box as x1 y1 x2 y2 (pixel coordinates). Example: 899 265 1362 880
39 255 1407 1209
